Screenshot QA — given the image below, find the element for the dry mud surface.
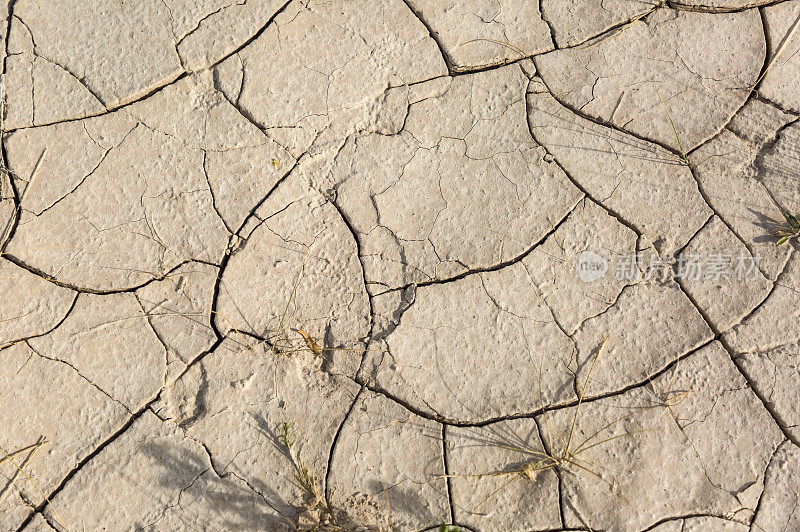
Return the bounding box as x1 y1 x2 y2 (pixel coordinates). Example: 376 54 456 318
1 1 800 531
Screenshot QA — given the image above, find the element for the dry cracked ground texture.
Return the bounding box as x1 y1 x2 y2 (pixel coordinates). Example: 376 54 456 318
1 0 800 531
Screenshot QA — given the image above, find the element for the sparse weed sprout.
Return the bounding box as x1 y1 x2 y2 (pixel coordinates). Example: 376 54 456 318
775 210 800 245
279 421 321 504
449 337 661 514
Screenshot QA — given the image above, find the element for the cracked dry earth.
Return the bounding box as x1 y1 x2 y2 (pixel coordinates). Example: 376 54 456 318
2 1 800 531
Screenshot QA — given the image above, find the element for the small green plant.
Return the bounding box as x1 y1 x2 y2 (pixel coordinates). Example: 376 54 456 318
652 80 736 169
775 210 800 246
279 420 323 506
278 421 376 531
653 82 689 165
438 524 462 532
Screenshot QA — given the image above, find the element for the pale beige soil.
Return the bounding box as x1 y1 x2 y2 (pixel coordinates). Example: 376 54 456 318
1 1 799 530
